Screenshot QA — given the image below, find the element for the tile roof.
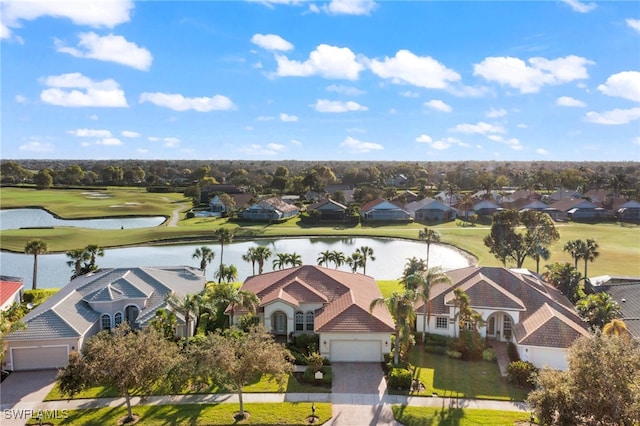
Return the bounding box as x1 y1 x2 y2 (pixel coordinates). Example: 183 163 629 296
443 275 526 311
307 199 347 211
593 280 640 338
0 280 23 307
359 198 385 212
513 303 590 348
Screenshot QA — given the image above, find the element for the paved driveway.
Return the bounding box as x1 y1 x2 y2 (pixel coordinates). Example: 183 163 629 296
0 370 59 426
328 363 401 426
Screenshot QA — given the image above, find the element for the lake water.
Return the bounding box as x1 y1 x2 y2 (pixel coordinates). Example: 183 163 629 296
0 237 472 289
0 209 166 230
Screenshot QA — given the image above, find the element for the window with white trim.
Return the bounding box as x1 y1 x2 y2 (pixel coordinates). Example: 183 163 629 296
436 317 448 329
295 311 304 331
114 312 123 327
101 314 111 331
305 311 314 331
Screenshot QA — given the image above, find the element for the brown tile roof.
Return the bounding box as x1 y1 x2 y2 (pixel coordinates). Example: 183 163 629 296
359 198 385 212
514 303 590 348
239 265 394 333
443 275 526 311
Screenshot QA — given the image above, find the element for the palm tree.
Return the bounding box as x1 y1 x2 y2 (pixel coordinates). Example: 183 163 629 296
347 252 363 273
330 250 346 269
84 244 105 273
254 246 272 274
370 289 416 365
530 244 551 274
418 228 440 268
25 239 48 290
452 288 471 338
418 268 451 342
209 283 259 326
66 248 90 280
193 246 215 277
215 264 239 284
576 292 621 330
242 247 258 276
602 319 631 343
610 172 629 197
165 293 201 349
458 193 474 221
563 239 586 270
402 257 428 278
286 252 303 268
355 246 375 275
581 239 599 279
317 250 332 267
272 253 289 271
213 228 234 283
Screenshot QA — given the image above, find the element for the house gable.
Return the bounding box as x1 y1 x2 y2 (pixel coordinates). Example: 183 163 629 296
514 303 590 348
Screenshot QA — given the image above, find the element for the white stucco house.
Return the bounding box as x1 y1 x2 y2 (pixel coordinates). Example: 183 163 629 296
3 267 206 371
415 266 590 370
232 265 395 362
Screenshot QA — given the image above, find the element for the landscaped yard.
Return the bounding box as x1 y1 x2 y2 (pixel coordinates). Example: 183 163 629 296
25 402 332 425
392 406 531 426
403 349 530 401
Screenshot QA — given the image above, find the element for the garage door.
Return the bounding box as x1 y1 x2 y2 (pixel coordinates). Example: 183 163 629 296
12 346 69 371
330 340 381 362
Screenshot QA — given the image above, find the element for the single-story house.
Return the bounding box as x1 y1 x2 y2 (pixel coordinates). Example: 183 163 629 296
208 193 253 214
415 266 590 370
549 198 600 221
545 188 582 203
307 199 348 221
471 199 500 217
231 265 395 362
518 200 550 212
405 197 456 223
360 198 411 222
240 197 300 221
588 275 640 338
3 267 206 371
391 190 419 207
0 277 23 311
617 200 640 223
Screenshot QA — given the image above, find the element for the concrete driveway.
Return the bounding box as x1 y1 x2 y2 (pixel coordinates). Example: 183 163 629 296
327 362 401 426
0 370 59 426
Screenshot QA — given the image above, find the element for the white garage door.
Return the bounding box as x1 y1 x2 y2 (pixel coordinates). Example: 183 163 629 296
12 346 69 371
330 340 381 362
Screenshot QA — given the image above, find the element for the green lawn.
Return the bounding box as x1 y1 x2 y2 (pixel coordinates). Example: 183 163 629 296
25 402 332 425
405 350 529 401
392 406 531 426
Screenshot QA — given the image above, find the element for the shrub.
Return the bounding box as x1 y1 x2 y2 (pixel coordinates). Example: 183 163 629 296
424 344 448 355
507 360 538 387
305 352 324 372
185 211 195 219
507 342 520 362
388 368 412 389
424 333 451 347
454 329 484 360
302 365 332 385
445 350 462 359
482 347 497 362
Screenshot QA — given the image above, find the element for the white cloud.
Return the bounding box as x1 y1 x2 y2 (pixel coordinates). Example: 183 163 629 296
585 108 640 125
136 148 148 154
15 94 27 103
561 0 597 13
388 108 397 115
450 122 506 135
19 140 54 152
312 99 368 113
68 128 112 137
238 143 282 156
267 142 286 151
340 136 383 153
163 137 180 148
415 134 432 144
2 0 133 28
257 115 275 121
326 84 365 96
400 91 420 98
121 130 140 138
485 108 507 118
139 92 235 112
97 137 122 146
275 44 364 80
250 33 293 51
89 114 98 120
517 123 528 129
290 139 302 146
473 55 593 93
148 137 160 142
245 126 254 131
556 96 586 107
280 113 298 122
321 0 376 15
368 49 460 89
504 138 523 150
597 71 640 102
424 99 452 112
627 18 640 32
55 32 152 71
1 22 11 39
536 148 550 155
40 72 128 107
418 136 467 150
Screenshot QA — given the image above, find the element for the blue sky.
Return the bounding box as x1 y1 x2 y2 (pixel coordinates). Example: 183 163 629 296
2 0 639 161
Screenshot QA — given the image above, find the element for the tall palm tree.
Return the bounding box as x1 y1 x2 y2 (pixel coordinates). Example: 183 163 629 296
66 248 90 280
370 289 416 366
581 239 599 279
254 246 272 274
452 288 470 338
209 283 259 326
242 247 258 276
215 264 239 284
418 228 440 268
286 252 303 268
317 250 332 267
193 246 215 277
355 246 375 275
213 228 234 283
530 244 551 274
458 193 474 221
272 253 290 270
347 252 363 273
563 239 586 270
165 293 201 349
84 244 105 273
416 268 451 342
330 250 346 269
25 239 48 290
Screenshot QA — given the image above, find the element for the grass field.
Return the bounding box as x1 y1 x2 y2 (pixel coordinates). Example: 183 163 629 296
2 188 638 276
392 406 531 426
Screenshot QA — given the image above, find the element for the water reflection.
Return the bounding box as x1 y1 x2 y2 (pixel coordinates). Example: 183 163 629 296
0 208 166 230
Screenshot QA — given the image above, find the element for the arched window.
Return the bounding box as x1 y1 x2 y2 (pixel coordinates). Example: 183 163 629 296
295 311 304 331
101 314 111 331
305 311 314 331
114 312 123 327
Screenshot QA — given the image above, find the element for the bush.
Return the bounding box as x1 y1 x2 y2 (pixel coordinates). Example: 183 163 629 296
388 368 412 389
454 329 484 360
507 361 538 387
305 352 324 372
482 347 497 362
424 344 448 355
507 342 520 362
185 211 195 219
424 333 451 347
302 365 332 385
445 350 462 359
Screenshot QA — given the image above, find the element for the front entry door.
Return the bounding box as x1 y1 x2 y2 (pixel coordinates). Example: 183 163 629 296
275 313 286 334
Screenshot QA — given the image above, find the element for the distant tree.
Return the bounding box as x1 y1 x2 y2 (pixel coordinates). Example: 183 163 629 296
254 246 272 274
83 244 104 274
317 250 332 267
25 239 48 290
214 264 239 284
217 192 235 215
330 250 347 269
242 247 258 276
581 239 599 279
564 238 599 278
355 246 375 275
272 253 289 271
418 228 440 268
57 324 183 424
611 172 629 196
192 246 215 277
184 184 201 207
458 193 474 221
401 257 428 278
188 326 293 420
213 228 234 283
370 289 416 365
66 248 90 280
286 252 303 268
34 169 53 189
576 292 621 331
563 239 586 270
528 333 640 425
347 251 363 273
63 164 85 185
543 262 585 303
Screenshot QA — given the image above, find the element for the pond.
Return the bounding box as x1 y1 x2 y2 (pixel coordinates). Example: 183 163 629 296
0 209 166 230
0 237 473 289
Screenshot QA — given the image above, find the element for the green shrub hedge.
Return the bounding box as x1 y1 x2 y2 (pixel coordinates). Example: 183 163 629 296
506 361 538 387
388 368 412 389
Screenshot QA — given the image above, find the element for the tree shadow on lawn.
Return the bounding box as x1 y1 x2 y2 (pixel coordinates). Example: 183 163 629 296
141 403 209 426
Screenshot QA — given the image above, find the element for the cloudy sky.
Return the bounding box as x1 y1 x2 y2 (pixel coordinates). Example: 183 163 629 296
2 0 639 161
